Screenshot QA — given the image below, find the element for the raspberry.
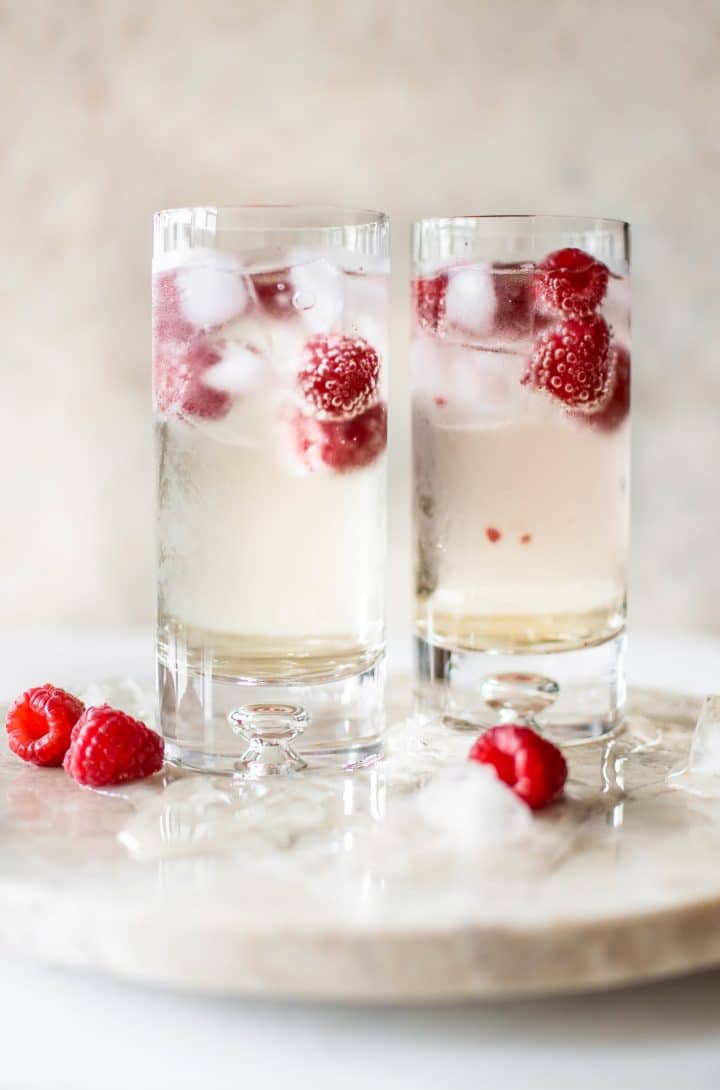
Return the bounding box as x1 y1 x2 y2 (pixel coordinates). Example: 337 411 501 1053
153 334 231 421
298 333 380 419
64 705 164 788
468 725 567 810
412 274 447 333
153 272 232 421
485 526 501 543
293 401 387 473
253 268 295 318
533 247 609 318
5 685 84 767
523 314 611 411
584 344 631 431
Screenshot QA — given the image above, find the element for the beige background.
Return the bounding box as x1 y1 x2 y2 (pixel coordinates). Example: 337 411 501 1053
1 0 719 639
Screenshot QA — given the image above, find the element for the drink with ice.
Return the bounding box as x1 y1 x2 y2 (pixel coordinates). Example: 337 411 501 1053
153 207 389 772
412 216 630 739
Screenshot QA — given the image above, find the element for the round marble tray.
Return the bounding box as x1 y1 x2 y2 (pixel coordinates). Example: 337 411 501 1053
1 681 718 1002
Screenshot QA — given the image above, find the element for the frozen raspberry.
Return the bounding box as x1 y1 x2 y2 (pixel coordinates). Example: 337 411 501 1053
293 401 387 473
153 335 231 421
298 333 380 419
533 247 609 318
64 705 164 788
523 314 611 411
5 684 84 767
412 274 447 333
253 268 295 318
468 725 567 810
584 344 631 431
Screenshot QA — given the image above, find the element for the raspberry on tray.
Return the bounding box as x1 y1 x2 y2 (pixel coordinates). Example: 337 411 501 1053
64 704 164 788
468 725 568 811
5 684 85 767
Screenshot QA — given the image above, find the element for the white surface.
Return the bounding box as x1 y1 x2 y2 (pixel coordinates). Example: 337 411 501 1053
1 629 720 1089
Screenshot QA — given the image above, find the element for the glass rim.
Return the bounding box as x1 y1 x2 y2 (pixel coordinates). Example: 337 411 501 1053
154 204 389 231
413 213 629 231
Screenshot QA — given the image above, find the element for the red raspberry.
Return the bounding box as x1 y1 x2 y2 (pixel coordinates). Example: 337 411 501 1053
412 274 447 333
468 725 567 811
533 247 609 317
153 272 232 421
153 335 231 421
253 267 295 318
64 705 164 788
584 344 631 431
523 314 611 411
298 333 380 419
5 685 84 767
293 401 387 473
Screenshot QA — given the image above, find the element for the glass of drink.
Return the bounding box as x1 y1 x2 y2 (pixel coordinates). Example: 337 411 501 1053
412 216 630 741
153 206 389 775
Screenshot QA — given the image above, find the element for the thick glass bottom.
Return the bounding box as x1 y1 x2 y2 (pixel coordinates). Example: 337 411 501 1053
158 649 385 775
414 631 626 745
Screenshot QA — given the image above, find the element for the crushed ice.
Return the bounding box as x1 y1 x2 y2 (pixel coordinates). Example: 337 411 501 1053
416 761 533 848
668 695 720 797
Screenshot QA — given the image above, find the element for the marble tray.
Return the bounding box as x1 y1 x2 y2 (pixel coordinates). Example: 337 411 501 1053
1 681 719 1002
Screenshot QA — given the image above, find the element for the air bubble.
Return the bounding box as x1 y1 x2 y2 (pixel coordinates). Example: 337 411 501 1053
292 290 315 311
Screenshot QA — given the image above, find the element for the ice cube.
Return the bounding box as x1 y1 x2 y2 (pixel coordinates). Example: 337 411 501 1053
444 264 496 338
411 338 527 426
177 262 250 329
203 343 269 395
688 696 720 775
290 257 344 332
326 248 389 278
342 270 389 362
416 761 533 849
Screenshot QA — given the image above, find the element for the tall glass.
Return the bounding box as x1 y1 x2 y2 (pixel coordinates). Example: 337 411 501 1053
412 216 630 741
153 206 389 775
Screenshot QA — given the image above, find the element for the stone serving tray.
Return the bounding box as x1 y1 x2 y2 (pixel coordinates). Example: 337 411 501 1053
1 680 719 1002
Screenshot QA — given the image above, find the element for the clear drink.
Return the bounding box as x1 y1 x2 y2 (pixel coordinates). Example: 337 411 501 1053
153 207 389 774
412 216 630 740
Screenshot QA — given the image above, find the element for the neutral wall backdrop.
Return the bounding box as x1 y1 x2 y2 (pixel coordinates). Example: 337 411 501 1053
2 0 719 639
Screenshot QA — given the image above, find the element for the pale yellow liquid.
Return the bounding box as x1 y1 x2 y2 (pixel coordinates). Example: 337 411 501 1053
157 400 385 684
414 374 629 655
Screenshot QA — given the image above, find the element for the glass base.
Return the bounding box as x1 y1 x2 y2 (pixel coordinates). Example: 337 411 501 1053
414 631 626 745
159 654 385 775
